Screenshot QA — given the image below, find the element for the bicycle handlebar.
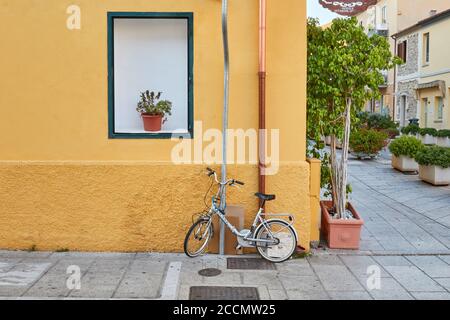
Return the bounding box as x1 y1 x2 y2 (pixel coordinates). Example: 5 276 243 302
205 168 244 186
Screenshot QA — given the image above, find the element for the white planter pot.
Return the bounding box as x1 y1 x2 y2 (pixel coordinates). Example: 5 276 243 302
420 134 437 145
324 136 331 145
419 165 450 186
392 155 419 172
437 137 450 148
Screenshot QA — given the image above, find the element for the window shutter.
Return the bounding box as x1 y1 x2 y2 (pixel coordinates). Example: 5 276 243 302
403 41 407 62
397 41 407 62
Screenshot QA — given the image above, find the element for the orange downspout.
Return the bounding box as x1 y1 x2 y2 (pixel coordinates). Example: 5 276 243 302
258 0 267 197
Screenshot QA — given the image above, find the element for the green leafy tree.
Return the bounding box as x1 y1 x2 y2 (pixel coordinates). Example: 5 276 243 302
307 17 401 218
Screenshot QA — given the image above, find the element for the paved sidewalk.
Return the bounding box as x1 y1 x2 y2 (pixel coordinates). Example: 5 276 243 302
1 250 450 300
347 155 450 254
1 150 449 300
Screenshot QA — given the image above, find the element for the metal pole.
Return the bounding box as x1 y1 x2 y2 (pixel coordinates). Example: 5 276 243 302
219 0 230 256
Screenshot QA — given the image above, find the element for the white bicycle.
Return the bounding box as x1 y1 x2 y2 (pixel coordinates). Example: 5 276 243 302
184 168 298 263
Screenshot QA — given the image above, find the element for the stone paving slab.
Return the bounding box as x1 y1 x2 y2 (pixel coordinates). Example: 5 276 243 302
331 155 450 256
0 250 449 300
383 266 445 292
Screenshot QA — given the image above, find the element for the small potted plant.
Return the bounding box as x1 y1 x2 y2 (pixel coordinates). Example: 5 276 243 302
401 124 420 137
415 146 450 186
437 130 450 148
389 136 423 172
418 128 438 145
349 128 388 160
136 91 172 132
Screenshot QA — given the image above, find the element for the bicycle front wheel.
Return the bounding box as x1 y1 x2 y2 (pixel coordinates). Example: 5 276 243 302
255 220 297 263
184 217 213 258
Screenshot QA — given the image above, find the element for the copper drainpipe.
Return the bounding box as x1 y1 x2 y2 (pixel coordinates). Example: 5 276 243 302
258 0 267 197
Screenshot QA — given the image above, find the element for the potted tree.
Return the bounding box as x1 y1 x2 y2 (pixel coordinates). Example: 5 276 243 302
350 128 388 160
415 146 450 186
136 91 172 132
437 130 450 148
307 18 401 249
418 128 438 145
389 136 423 173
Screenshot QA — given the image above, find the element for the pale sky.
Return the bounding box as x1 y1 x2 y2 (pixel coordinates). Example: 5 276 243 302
307 0 339 24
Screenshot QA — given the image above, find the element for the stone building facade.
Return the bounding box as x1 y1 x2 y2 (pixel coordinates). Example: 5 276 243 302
393 8 450 130
355 0 450 120
396 33 419 125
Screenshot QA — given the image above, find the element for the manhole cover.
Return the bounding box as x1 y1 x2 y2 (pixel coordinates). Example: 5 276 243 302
198 268 222 277
189 286 259 300
227 258 276 270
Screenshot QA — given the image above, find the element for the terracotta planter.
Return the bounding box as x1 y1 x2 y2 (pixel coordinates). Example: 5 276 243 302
320 200 364 250
419 165 450 186
392 155 419 172
142 114 163 132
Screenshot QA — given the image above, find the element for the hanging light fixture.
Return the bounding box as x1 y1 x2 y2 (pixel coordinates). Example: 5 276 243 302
319 0 377 17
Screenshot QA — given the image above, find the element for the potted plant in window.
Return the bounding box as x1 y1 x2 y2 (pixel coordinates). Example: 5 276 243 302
418 128 438 145
350 128 388 160
389 136 423 172
437 130 450 148
307 18 401 249
136 91 172 132
415 146 450 186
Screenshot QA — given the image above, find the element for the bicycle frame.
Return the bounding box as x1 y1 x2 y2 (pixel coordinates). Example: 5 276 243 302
202 169 295 247
209 196 281 246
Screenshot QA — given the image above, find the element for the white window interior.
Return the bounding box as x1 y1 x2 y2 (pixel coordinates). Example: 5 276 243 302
113 18 188 134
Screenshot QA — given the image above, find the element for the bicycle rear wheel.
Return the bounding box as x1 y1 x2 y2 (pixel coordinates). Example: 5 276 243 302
255 220 297 263
184 217 213 258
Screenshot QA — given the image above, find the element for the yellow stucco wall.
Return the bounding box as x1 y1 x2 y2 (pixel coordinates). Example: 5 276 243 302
417 17 450 130
0 0 312 252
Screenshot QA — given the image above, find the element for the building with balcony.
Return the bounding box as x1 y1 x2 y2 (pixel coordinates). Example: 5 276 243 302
355 0 450 120
392 9 450 129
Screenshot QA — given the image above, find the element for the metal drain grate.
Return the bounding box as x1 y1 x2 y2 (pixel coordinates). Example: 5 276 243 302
227 258 276 270
189 286 260 300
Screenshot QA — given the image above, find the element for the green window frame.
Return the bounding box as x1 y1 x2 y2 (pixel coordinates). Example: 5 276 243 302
107 12 194 139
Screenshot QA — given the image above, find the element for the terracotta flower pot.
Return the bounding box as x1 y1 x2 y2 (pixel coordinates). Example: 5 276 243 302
320 200 364 250
142 114 163 132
